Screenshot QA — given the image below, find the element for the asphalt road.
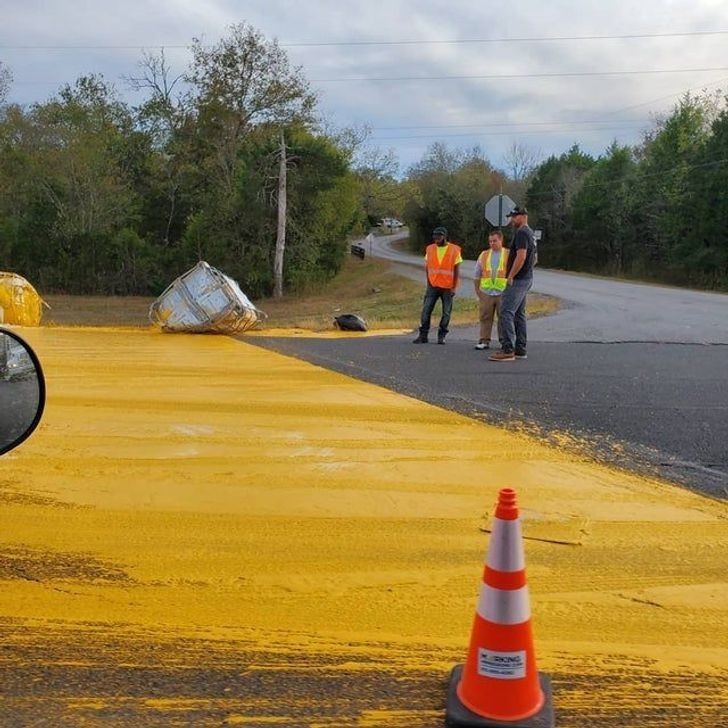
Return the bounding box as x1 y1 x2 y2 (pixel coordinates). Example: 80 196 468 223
254 233 728 498
369 231 728 344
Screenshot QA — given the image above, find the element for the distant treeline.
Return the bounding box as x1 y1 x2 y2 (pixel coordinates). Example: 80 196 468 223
0 25 362 297
2 28 726 296
400 93 728 291
526 94 728 289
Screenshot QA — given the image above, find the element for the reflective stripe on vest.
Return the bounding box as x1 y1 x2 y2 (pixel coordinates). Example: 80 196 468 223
426 243 461 288
478 248 509 293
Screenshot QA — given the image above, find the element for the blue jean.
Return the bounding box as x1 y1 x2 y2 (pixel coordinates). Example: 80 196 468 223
499 278 532 353
419 285 454 338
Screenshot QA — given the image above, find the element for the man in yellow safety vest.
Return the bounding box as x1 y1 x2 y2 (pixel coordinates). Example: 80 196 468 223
473 230 509 350
413 226 462 344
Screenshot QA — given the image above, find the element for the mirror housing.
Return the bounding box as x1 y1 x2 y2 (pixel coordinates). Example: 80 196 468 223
0 328 46 456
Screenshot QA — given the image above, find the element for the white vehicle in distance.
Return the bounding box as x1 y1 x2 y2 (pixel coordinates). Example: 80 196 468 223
380 218 404 228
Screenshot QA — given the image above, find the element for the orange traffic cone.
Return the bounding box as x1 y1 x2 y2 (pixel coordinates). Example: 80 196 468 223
445 488 555 727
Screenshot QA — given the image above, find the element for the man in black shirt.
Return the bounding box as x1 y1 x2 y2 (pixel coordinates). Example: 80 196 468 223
489 206 535 361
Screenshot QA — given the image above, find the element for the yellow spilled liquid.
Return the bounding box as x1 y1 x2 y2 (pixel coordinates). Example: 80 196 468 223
2 326 727 726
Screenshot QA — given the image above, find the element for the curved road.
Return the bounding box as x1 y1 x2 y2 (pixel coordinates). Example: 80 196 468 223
256 232 728 497
369 231 728 344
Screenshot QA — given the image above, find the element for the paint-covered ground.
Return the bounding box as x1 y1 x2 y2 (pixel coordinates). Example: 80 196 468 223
2 327 727 727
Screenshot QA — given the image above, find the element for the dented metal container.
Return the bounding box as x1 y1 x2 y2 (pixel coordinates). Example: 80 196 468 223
149 261 265 334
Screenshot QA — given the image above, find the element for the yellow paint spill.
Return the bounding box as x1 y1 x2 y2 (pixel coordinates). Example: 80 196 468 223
2 326 727 725
65 699 108 711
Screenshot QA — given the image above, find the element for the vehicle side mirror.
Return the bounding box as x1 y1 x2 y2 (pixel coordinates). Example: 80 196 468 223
0 328 46 456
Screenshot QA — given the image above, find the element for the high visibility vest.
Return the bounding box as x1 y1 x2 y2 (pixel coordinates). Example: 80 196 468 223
477 248 509 293
426 242 461 288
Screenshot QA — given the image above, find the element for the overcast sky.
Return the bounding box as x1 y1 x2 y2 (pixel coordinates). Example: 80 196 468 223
3 0 728 172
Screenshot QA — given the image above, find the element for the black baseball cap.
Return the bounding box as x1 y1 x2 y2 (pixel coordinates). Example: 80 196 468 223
432 226 448 236
506 206 528 217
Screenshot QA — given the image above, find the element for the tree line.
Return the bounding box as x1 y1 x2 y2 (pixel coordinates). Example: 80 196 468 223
2 27 726 297
526 92 728 289
0 25 362 298
397 93 727 290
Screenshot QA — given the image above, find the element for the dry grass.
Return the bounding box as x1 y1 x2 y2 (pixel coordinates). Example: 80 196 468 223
258 256 559 330
43 295 155 327
39 257 559 330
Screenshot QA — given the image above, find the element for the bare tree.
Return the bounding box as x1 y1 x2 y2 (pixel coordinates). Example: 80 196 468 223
0 62 11 104
503 142 542 183
318 118 370 162
355 145 401 220
408 141 463 177
126 50 184 139
126 51 186 245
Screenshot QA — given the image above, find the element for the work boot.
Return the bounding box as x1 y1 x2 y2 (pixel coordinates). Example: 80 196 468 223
437 333 446 345
488 349 515 362
413 335 428 344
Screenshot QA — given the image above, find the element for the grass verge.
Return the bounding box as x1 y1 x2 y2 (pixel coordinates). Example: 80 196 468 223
40 256 559 330
252 256 558 330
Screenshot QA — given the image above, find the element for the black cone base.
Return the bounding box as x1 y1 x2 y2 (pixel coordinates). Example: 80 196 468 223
445 665 555 727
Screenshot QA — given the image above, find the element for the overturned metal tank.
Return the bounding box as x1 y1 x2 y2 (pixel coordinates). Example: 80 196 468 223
149 261 265 334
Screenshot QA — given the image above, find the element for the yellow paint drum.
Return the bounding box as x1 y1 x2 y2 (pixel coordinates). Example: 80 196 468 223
0 272 44 325
2 326 727 726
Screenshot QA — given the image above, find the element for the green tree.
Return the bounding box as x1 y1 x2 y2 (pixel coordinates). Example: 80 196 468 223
679 102 728 287
186 23 316 194
354 146 402 226
631 94 713 273
0 24 363 297
179 125 360 298
0 76 154 292
525 145 595 267
570 142 637 273
404 144 507 256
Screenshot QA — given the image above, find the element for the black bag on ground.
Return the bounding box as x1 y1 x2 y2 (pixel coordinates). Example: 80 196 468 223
334 314 368 332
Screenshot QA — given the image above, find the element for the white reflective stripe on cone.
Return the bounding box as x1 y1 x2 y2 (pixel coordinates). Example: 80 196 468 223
476 584 531 625
486 517 525 572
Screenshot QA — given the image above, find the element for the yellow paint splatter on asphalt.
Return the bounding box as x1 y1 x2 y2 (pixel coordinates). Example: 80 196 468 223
2 326 727 726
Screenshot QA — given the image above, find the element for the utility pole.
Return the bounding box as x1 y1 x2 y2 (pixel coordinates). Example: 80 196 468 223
273 130 287 299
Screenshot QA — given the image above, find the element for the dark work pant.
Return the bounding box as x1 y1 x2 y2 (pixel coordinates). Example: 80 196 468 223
499 278 532 353
419 285 454 338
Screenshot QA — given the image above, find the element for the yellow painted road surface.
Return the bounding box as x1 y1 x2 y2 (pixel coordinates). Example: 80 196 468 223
2 327 727 727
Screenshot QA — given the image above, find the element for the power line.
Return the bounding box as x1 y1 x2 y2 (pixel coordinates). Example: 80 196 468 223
14 64 728 87
370 76 728 131
373 125 646 142
597 75 728 117
3 29 728 50
285 30 728 47
13 65 728 88
372 119 648 131
310 66 728 83
0 45 190 51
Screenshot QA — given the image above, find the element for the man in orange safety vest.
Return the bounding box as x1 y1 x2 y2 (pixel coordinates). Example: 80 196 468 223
413 226 462 345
